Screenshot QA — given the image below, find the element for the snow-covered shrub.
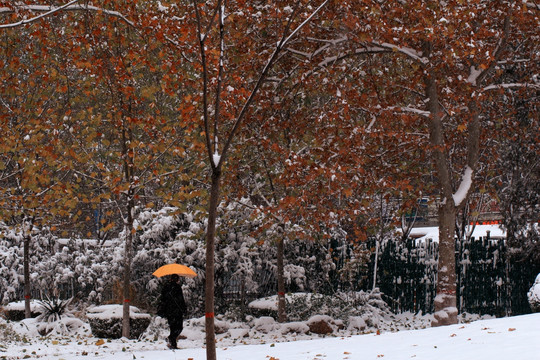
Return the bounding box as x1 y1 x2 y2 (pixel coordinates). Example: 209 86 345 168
253 316 278 334
86 304 151 339
306 314 338 334
280 321 310 335
249 289 391 326
528 273 540 313
0 224 57 304
1 202 373 317
35 297 78 335
2 300 42 321
36 297 73 323
0 223 115 306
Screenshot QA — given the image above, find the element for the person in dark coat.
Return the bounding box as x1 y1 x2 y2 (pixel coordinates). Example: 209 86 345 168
158 274 187 349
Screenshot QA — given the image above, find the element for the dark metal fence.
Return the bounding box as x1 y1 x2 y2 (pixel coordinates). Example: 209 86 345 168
366 236 539 316
220 235 538 317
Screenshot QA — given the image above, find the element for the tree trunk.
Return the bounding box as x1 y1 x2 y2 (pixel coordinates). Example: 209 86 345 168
121 200 134 338
23 232 31 319
433 200 458 326
277 236 287 323
372 236 380 291
121 120 135 339
205 170 221 360
424 68 458 326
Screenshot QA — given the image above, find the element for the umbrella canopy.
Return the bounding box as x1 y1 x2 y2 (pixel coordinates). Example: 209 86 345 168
152 264 197 278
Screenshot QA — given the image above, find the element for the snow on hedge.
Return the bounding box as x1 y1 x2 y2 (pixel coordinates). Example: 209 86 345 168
528 273 540 312
86 304 151 320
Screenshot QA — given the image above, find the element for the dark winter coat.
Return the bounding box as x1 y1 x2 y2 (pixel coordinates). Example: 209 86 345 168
158 281 187 319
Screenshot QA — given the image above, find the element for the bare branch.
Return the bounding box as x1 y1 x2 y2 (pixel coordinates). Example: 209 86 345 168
0 0 80 28
0 1 136 29
483 83 540 91
368 41 428 64
220 1 330 166
384 106 431 117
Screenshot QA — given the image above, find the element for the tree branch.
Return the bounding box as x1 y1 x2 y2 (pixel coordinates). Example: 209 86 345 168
1 1 136 29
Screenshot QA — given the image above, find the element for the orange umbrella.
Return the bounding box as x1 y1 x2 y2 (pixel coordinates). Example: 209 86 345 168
152 264 197 278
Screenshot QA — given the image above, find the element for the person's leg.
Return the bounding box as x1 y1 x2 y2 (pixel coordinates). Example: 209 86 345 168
168 316 183 349
167 317 177 349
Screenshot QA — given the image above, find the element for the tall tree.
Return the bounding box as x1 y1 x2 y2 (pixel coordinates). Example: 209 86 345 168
0 12 76 318
156 1 330 358
328 0 540 325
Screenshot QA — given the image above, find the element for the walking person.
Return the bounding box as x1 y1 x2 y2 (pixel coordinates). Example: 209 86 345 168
158 274 187 349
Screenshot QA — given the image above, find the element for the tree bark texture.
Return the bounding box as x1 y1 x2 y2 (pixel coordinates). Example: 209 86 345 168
23 234 31 319
121 200 134 338
205 170 221 360
277 236 287 323
121 122 135 338
424 71 458 326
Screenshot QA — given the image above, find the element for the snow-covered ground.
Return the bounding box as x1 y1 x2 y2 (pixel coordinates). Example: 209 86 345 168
2 312 539 360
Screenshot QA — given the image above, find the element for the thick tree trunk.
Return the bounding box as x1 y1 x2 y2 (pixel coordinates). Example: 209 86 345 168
433 201 458 326
276 236 287 323
205 170 221 360
424 69 458 326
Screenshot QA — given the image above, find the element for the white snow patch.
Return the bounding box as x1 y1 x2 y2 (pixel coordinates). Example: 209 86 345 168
467 66 483 85
528 273 540 311
406 224 506 243
213 152 221 167
453 166 473 206
86 304 151 320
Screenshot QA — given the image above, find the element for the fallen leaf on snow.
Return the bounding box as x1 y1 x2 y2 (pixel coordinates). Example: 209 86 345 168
508 328 516 332
95 339 105 346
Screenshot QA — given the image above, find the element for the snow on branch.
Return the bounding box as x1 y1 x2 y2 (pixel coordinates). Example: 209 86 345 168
384 106 431 117
0 1 135 29
453 166 473 207
483 83 540 92
466 66 483 85
278 0 329 50
0 0 80 28
316 47 389 67
369 42 429 65
315 42 428 69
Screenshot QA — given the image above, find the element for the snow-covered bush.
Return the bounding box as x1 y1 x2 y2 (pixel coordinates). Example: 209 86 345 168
2 300 42 321
34 297 80 335
1 202 373 317
86 304 151 339
528 273 540 313
0 224 57 303
0 223 115 306
249 288 391 326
